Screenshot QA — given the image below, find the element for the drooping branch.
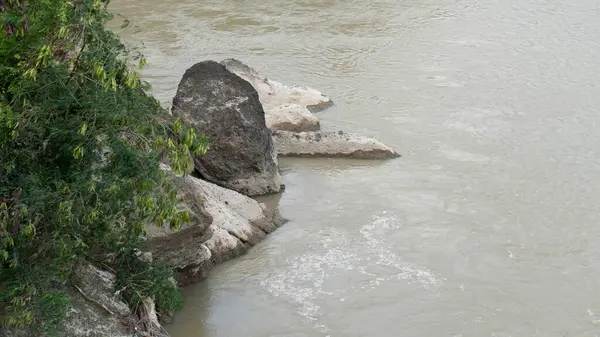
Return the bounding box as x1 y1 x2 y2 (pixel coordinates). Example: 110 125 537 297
0 0 27 38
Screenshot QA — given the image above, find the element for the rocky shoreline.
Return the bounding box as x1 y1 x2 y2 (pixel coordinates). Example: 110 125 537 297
2 60 398 337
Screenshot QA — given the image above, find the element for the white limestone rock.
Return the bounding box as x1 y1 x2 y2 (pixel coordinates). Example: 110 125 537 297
272 130 400 159
221 58 332 132
145 167 282 285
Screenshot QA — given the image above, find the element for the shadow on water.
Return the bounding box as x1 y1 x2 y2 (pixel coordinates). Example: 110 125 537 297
253 189 283 213
278 156 390 172
257 156 391 211
165 282 213 337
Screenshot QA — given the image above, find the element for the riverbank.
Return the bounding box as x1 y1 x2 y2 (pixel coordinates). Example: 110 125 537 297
0 56 398 337
150 58 399 331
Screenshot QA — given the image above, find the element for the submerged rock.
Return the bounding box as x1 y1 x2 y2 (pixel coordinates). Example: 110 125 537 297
145 167 283 285
272 130 400 159
172 60 283 196
221 58 331 132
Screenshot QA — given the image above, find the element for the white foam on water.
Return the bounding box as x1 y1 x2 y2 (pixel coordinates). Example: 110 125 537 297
260 211 442 335
587 309 600 325
360 212 442 289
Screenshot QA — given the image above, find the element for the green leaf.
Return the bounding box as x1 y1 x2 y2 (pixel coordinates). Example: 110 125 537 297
78 123 88 136
72 145 84 159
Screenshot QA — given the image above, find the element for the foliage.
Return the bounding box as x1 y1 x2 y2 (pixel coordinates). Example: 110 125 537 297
115 251 184 314
0 0 207 333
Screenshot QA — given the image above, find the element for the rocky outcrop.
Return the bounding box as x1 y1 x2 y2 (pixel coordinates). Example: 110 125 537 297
221 58 330 132
171 60 283 196
219 59 400 159
63 264 139 337
2 164 284 337
65 263 168 337
145 167 283 285
264 104 320 132
1 264 168 337
143 170 214 278
272 130 400 159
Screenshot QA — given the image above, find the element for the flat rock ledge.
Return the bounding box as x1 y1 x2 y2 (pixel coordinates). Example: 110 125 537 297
272 130 400 159
219 59 400 159
221 58 331 132
145 166 283 286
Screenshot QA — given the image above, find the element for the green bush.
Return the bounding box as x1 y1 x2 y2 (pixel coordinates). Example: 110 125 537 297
0 0 206 334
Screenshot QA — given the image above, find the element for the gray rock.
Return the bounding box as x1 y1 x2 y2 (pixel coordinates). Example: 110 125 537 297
172 60 283 196
143 170 214 276
62 264 137 337
1 263 168 337
145 167 283 285
71 264 132 318
264 104 320 132
221 58 331 132
272 130 400 159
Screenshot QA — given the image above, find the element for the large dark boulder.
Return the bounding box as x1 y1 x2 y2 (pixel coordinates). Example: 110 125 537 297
171 61 283 196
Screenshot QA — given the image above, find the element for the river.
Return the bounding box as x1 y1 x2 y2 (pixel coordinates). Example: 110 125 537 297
109 0 600 336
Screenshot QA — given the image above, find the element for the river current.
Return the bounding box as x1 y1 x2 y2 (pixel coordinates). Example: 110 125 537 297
110 0 600 336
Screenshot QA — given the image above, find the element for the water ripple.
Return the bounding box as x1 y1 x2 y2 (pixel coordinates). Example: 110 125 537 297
260 211 441 333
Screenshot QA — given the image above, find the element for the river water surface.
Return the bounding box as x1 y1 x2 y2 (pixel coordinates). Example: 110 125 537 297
110 0 600 336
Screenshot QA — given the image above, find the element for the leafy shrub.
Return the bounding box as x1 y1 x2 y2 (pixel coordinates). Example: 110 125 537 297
0 0 206 333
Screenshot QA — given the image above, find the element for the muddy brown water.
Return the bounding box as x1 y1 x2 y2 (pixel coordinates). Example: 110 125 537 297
109 0 600 336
